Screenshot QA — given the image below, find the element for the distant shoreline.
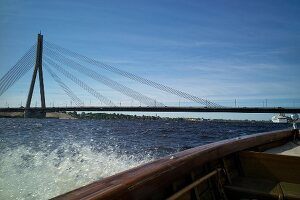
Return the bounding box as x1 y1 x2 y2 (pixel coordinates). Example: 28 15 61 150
0 111 271 123
0 111 75 119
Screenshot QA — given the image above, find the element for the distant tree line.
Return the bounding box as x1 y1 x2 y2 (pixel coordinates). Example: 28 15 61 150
68 111 161 120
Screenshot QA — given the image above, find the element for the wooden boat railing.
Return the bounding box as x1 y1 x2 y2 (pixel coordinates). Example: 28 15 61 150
52 128 297 200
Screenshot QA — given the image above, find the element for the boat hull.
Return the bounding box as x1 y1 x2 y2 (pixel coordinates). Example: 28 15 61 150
52 129 299 200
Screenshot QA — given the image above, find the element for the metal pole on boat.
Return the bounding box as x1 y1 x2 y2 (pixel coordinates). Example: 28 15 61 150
291 114 299 130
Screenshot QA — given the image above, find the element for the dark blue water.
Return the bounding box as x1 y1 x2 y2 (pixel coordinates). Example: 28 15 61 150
0 118 291 199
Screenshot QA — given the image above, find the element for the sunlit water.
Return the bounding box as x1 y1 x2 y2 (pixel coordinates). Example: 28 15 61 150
0 118 290 199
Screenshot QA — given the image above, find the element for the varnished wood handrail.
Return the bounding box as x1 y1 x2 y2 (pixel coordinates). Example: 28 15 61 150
52 129 295 200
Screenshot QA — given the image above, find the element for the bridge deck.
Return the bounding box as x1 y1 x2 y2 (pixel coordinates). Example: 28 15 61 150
0 106 300 113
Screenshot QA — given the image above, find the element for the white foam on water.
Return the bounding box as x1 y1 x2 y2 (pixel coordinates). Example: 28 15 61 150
0 143 153 200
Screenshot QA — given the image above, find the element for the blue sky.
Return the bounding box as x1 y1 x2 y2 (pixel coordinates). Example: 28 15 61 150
0 0 299 120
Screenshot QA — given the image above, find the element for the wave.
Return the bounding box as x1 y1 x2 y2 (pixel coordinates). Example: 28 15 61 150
0 142 153 200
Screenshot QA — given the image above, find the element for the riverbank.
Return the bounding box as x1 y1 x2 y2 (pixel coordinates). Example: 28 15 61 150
69 111 269 123
0 112 75 119
0 111 270 122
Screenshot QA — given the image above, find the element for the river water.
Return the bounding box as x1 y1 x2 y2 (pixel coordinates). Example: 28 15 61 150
0 118 291 199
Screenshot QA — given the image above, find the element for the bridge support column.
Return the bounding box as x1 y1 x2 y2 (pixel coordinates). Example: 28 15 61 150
24 109 46 118
24 33 46 118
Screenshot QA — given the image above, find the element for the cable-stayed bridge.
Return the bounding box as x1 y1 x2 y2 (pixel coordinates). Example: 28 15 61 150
0 34 299 118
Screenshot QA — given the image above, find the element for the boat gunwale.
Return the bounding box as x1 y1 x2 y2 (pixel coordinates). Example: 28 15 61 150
52 128 296 200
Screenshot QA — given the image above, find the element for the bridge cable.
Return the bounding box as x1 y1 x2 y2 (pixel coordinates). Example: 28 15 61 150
0 45 36 96
44 63 84 106
1 46 36 94
0 45 35 92
44 48 163 107
44 46 156 106
45 49 164 107
44 46 164 107
44 41 221 107
0 44 35 87
0 45 36 95
44 57 115 106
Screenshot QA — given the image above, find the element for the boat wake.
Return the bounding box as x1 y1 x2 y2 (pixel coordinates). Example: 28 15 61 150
0 142 153 200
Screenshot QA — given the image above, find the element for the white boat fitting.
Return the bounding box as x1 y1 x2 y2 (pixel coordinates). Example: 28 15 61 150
272 113 290 123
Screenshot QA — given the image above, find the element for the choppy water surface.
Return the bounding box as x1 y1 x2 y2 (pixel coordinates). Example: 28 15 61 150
0 118 290 199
